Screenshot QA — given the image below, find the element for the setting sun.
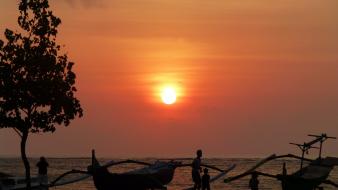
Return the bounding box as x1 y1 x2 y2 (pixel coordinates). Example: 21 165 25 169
161 87 177 105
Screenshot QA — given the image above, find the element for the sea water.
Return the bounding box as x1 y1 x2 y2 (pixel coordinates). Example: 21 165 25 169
0 158 337 190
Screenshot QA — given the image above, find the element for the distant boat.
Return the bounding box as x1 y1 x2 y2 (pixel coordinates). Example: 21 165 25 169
224 133 338 190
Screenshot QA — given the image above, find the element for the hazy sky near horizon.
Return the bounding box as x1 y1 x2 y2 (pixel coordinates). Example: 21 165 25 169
0 0 338 158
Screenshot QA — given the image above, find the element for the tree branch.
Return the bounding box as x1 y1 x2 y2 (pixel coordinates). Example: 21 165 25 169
13 127 23 138
20 108 28 115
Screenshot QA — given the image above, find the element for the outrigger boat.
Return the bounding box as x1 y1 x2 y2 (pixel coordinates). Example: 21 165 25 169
49 150 235 190
224 133 338 190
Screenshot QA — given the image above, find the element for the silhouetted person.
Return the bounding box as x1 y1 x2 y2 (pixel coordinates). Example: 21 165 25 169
36 157 49 184
282 162 287 176
192 149 203 190
281 162 287 189
249 172 259 190
202 168 210 190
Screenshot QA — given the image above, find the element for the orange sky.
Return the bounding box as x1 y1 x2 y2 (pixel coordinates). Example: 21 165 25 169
0 0 338 158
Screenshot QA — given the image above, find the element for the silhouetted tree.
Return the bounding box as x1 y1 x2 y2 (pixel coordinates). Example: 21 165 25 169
0 0 83 189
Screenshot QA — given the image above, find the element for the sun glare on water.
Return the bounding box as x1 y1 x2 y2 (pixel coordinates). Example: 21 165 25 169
161 87 177 105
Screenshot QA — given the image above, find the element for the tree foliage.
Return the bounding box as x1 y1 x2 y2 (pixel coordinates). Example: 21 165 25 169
0 0 83 134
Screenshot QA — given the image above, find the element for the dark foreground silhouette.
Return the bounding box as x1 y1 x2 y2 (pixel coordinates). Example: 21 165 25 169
0 0 83 189
224 133 338 190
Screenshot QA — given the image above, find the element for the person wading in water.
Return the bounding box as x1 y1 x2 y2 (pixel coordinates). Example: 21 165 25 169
249 172 259 190
36 157 49 185
192 149 203 190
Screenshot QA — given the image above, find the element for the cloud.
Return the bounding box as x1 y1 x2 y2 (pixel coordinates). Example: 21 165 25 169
61 0 105 9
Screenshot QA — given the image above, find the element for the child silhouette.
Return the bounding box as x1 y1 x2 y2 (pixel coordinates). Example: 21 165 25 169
202 168 210 190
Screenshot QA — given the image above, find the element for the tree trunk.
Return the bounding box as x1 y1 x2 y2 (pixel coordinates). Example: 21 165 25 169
21 130 31 190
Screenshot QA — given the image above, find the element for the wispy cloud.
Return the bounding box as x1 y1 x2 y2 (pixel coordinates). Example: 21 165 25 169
61 0 105 9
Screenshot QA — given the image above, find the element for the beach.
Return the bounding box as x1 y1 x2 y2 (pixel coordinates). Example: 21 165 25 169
1 157 337 190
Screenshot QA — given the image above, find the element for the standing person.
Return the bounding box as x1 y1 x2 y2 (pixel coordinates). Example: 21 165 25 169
36 157 49 185
249 172 259 190
281 162 287 189
282 162 287 176
202 168 211 190
192 149 203 190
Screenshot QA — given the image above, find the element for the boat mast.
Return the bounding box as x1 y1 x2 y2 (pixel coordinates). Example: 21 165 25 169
289 142 312 173
290 133 336 174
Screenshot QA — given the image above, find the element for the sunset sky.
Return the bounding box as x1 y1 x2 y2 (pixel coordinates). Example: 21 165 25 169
0 0 338 158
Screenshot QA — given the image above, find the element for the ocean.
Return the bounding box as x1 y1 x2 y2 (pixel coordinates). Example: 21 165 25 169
0 158 337 190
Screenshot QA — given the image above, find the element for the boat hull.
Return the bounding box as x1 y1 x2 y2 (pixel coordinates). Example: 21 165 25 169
92 162 175 190
281 176 322 190
280 164 332 190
